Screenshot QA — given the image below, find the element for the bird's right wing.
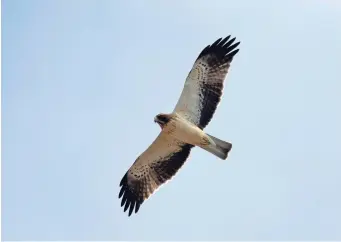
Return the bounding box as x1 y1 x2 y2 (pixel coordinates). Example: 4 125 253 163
119 131 193 216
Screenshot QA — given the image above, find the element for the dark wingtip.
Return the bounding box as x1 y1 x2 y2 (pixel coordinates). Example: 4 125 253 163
225 49 240 61
128 201 135 216
119 173 127 187
118 172 143 217
197 35 241 60
222 37 236 49
135 201 141 213
211 37 222 47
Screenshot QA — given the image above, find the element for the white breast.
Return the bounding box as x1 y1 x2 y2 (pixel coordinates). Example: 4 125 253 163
165 115 204 146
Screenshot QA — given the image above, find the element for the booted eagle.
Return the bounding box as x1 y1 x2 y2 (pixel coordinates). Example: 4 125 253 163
119 35 240 216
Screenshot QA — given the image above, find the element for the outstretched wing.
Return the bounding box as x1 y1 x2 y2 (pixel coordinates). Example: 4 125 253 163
119 132 193 216
174 35 240 129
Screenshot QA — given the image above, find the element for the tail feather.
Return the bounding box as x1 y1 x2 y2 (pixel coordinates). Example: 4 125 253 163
201 134 232 160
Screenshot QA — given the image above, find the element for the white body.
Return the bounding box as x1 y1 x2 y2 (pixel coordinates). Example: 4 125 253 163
162 113 211 147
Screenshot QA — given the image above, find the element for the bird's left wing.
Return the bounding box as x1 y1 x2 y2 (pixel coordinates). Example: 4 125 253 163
119 132 193 216
173 35 240 129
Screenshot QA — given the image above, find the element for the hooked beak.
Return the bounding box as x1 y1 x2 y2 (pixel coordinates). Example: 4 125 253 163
154 117 163 129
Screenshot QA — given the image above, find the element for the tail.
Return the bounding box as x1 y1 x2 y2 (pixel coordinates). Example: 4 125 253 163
201 133 232 160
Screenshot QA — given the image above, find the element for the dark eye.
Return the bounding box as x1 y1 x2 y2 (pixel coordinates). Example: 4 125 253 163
158 116 168 122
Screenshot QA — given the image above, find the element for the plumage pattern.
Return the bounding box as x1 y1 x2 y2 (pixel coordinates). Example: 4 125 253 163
119 35 240 216
174 35 240 129
119 132 193 216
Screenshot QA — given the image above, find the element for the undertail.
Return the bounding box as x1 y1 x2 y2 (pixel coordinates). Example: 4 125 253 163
201 133 232 160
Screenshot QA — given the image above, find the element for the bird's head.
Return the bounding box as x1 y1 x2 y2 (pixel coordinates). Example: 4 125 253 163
154 113 171 129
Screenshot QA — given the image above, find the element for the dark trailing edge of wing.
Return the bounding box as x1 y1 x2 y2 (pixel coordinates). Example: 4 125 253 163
197 35 240 63
119 144 194 217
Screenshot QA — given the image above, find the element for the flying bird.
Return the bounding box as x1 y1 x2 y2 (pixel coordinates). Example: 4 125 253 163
119 35 240 216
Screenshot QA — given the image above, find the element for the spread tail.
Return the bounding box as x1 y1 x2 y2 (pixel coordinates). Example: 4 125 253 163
201 134 232 160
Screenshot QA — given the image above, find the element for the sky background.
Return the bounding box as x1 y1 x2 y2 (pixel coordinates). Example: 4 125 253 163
2 0 341 240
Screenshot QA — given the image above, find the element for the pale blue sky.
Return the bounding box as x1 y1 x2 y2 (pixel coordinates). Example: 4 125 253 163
2 0 341 240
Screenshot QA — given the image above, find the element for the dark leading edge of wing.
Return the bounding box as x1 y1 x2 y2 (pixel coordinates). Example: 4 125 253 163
196 36 240 129
119 144 194 216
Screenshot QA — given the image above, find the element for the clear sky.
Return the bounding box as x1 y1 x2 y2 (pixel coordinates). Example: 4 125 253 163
2 0 341 240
